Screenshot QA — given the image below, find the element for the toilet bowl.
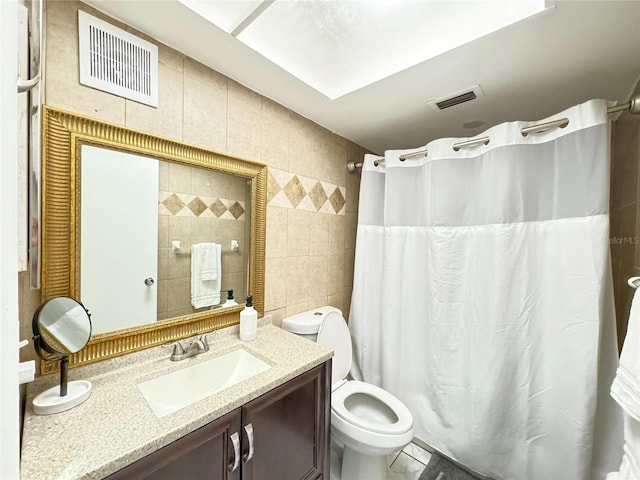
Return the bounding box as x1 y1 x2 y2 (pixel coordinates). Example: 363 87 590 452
282 307 414 480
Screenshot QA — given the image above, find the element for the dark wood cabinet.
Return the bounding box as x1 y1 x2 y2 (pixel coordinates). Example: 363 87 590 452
107 360 331 480
242 361 331 480
107 408 241 480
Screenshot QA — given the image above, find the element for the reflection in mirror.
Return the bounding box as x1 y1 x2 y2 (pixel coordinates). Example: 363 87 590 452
157 160 251 321
80 145 251 335
32 297 93 414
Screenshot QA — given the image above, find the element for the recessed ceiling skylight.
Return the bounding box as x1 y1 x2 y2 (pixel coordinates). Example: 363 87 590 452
179 0 547 100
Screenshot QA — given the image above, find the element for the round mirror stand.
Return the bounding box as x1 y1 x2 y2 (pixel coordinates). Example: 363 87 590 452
32 297 93 415
31 340 92 415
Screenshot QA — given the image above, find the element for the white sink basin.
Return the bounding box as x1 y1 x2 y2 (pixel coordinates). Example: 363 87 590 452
138 348 271 417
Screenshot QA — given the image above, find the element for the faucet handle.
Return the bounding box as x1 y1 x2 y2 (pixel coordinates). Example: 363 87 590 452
162 341 185 356
197 334 209 348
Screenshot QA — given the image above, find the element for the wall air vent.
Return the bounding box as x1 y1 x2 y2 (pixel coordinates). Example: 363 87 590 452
427 85 484 112
78 11 158 107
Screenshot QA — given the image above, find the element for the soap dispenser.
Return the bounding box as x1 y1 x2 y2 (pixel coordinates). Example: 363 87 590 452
223 289 238 307
239 296 257 341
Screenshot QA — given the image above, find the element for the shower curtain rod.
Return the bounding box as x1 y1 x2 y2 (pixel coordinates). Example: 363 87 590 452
347 95 640 173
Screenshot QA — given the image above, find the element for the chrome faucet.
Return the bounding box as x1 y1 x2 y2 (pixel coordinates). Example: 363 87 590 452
163 334 209 361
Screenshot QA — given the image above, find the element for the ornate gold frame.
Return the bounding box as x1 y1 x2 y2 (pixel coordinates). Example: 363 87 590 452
40 106 267 374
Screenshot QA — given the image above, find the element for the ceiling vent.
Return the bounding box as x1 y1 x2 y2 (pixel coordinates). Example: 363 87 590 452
78 11 158 107
427 85 484 112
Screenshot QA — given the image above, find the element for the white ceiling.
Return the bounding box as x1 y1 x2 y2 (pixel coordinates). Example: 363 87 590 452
177 0 546 100
81 0 640 155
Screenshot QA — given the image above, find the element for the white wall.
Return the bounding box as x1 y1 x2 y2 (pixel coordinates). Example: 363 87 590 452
0 0 21 477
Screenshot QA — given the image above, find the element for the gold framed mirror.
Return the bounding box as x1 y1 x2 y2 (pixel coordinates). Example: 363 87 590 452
40 106 266 374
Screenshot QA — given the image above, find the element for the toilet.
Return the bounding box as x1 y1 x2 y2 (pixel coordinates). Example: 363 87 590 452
282 307 414 480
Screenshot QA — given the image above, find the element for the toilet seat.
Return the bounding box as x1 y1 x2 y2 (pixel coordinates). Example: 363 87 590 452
316 311 413 437
332 380 413 436
281 306 415 477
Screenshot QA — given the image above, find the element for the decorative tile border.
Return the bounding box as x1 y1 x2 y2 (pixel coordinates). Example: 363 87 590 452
159 191 246 220
267 168 346 215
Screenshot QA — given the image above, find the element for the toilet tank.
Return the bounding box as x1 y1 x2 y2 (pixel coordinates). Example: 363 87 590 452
281 306 342 342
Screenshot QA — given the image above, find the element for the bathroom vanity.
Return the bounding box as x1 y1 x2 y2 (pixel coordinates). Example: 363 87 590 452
20 323 332 480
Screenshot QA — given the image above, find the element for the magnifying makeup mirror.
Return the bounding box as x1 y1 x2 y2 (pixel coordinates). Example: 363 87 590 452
32 297 93 415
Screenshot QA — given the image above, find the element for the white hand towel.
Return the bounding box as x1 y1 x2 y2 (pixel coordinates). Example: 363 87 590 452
617 415 640 480
611 288 640 422
193 243 219 281
191 243 221 308
608 288 640 480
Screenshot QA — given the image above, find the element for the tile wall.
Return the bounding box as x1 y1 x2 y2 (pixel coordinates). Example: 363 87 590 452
18 0 364 357
610 79 640 351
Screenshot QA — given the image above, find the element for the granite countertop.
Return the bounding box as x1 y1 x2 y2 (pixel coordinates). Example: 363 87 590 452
20 322 333 480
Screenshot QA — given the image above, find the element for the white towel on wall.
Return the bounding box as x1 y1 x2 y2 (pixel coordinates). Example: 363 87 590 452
191 243 221 308
612 288 640 422
607 288 640 480
194 242 219 281
606 415 640 480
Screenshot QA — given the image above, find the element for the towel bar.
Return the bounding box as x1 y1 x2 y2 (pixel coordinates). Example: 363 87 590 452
627 277 640 289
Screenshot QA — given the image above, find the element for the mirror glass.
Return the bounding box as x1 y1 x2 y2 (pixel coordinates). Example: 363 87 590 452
80 145 251 335
33 297 92 355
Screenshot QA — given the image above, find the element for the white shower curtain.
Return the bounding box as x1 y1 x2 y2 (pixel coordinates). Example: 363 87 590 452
350 99 623 480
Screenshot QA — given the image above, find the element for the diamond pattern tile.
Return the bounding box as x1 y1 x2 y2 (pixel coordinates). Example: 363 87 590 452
159 191 246 221
188 197 208 217
163 193 185 215
284 176 306 207
267 170 281 204
210 199 227 218
309 181 328 211
329 187 346 214
229 201 245 219
266 168 347 216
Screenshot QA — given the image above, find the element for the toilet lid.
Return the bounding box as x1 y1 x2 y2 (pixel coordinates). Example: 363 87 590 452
332 380 413 435
281 306 341 335
316 311 352 385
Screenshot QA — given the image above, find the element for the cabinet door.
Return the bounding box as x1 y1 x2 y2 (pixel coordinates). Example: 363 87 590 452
106 408 242 480
241 361 331 480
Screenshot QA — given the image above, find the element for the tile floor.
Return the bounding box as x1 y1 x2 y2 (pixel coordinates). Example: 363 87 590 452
388 442 433 480
331 441 432 480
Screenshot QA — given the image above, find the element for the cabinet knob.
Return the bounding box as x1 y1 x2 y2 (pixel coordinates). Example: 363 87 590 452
144 277 155 286
229 432 240 472
243 423 254 463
